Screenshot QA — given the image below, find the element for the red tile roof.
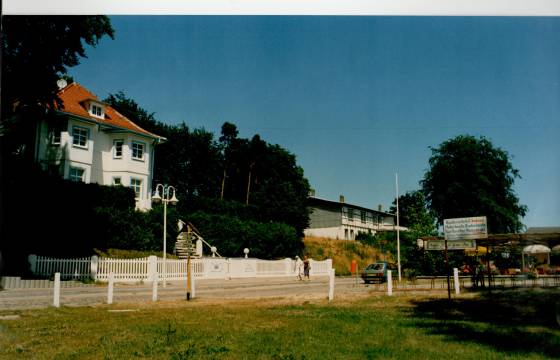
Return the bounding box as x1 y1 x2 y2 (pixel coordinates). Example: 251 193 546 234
55 82 164 140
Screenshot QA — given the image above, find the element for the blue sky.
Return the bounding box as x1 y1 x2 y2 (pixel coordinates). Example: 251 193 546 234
70 16 560 228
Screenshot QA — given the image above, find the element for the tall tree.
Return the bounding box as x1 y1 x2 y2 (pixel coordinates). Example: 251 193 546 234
421 135 527 233
390 190 436 235
106 92 223 198
2 16 114 117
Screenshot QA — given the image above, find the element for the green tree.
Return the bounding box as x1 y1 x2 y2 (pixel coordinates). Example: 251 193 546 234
421 135 527 234
1 16 115 207
390 190 437 235
2 16 114 117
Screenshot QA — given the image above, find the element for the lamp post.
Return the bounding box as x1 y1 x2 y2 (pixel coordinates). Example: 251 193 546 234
152 184 178 288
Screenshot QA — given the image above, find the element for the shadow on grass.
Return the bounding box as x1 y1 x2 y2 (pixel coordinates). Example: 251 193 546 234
409 288 560 358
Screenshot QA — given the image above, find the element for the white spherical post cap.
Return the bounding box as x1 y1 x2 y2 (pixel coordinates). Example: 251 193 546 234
243 248 249 258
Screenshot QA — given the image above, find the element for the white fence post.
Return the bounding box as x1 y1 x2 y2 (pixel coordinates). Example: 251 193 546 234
107 273 114 304
53 272 61 308
148 255 157 282
152 273 158 302
90 255 99 280
227 258 231 280
28 254 37 274
387 270 393 296
191 274 196 299
453 268 460 295
328 269 335 301
285 258 292 276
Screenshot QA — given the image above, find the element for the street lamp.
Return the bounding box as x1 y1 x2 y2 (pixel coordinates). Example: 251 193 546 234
152 184 178 288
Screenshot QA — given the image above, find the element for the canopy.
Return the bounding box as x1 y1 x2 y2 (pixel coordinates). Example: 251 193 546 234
522 245 551 254
552 244 560 253
522 244 551 269
464 246 488 256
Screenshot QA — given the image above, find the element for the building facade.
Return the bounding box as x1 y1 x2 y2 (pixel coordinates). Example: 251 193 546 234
304 196 404 240
34 82 165 210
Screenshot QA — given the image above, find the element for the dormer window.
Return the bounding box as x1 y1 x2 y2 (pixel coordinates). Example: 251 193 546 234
92 105 102 116
88 101 105 119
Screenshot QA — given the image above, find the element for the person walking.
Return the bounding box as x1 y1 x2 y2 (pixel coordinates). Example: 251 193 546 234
294 256 304 280
303 255 311 281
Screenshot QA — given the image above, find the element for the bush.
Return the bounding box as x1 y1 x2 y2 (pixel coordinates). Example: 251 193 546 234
188 211 302 259
94 248 177 259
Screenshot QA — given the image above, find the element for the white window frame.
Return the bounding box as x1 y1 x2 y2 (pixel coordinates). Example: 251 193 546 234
72 126 89 149
113 139 124 159
131 141 145 161
130 178 143 199
48 122 62 145
90 103 104 118
69 167 85 182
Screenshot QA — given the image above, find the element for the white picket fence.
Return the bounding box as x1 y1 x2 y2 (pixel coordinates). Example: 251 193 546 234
28 254 332 282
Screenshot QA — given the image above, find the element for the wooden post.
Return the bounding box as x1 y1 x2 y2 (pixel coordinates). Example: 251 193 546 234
486 249 492 293
328 269 335 301
186 255 192 301
186 225 192 301
444 238 451 300
387 270 393 296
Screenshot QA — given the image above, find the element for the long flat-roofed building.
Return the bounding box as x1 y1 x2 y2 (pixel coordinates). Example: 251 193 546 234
304 195 404 240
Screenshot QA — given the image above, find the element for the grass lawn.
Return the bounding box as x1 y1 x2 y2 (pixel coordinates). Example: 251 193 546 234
0 289 558 359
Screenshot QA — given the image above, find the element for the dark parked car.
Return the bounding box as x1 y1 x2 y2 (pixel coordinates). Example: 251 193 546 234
361 262 393 284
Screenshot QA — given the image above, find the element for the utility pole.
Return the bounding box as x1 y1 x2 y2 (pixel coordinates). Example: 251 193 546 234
396 173 401 282
220 169 226 200
186 225 192 301
246 162 254 205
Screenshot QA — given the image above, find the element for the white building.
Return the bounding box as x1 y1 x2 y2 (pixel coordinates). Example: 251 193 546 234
34 82 165 210
304 195 405 240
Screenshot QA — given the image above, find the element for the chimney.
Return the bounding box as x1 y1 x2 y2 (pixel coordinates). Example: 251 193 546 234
339 195 345 203
378 204 383 212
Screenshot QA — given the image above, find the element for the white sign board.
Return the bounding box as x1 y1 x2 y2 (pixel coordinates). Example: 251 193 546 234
444 216 488 241
426 239 476 251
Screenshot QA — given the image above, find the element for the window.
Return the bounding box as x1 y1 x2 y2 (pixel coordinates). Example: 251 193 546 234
130 178 142 199
113 139 123 158
48 122 63 145
91 104 103 117
347 208 354 220
113 177 122 186
69 168 84 182
131 141 145 161
72 126 89 148
360 211 366 223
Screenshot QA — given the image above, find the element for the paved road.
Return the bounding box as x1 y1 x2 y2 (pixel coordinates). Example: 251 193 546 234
1 276 397 310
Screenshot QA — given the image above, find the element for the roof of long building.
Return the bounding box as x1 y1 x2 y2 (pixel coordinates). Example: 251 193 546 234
308 196 396 216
